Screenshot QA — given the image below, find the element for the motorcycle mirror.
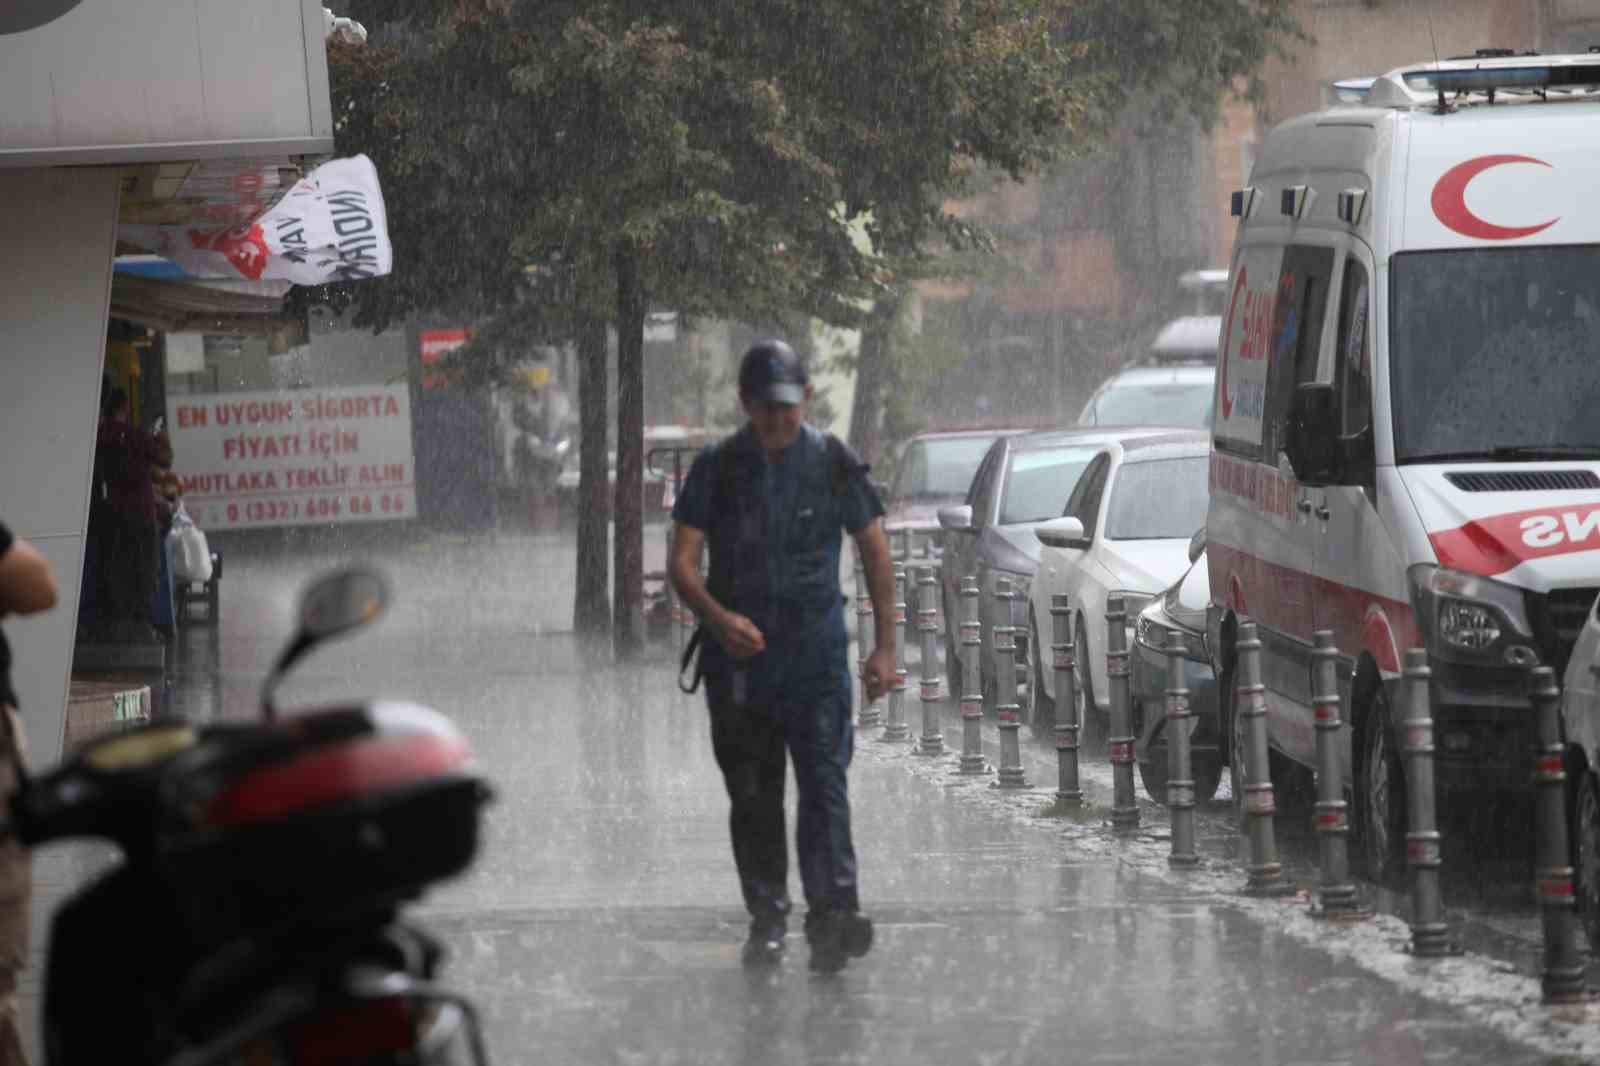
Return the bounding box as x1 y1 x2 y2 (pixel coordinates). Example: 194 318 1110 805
300 568 389 641
262 568 389 720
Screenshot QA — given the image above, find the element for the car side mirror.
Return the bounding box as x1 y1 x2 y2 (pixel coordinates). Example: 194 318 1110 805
1188 527 1207 564
1285 383 1340 486
937 504 975 533
1035 516 1087 550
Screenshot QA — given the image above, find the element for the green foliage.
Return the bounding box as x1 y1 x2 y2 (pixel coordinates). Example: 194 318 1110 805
320 0 1299 340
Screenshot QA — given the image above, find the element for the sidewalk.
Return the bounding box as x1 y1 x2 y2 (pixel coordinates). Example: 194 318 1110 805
416 637 1578 1065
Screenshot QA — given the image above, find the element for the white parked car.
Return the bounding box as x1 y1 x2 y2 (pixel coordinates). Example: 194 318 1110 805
1561 590 1600 946
1076 362 1216 429
1025 432 1212 745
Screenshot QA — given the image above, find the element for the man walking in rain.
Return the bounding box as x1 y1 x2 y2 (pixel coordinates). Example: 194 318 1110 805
669 339 896 973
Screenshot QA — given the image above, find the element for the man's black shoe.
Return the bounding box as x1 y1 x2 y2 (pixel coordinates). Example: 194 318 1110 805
742 923 786 968
806 910 873 974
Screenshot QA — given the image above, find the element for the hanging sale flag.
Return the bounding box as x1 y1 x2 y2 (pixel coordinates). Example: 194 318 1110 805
120 155 393 285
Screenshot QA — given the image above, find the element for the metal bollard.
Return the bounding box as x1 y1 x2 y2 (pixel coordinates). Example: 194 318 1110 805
1531 666 1587 1002
1050 595 1082 807
1402 649 1455 957
854 551 882 731
957 576 989 775
994 577 1029 788
1311 631 1364 920
917 565 945 756
1238 622 1292 895
1106 596 1140 832
883 558 911 743
1164 627 1199 867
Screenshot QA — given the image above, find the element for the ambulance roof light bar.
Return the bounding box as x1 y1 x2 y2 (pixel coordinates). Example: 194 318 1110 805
1331 77 1376 104
1385 55 1600 111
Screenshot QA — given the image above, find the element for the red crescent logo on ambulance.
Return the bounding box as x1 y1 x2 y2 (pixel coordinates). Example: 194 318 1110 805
1431 155 1558 240
1218 267 1248 420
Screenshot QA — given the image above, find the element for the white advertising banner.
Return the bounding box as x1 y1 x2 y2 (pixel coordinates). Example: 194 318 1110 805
167 385 417 530
121 155 392 285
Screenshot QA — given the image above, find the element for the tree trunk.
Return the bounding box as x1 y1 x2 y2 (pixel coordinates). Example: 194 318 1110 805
847 299 893 465
612 248 648 659
573 315 611 636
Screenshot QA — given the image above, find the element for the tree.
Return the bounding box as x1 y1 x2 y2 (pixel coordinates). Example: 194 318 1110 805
320 0 1300 653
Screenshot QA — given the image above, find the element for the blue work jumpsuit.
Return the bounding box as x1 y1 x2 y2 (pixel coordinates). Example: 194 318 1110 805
673 424 883 930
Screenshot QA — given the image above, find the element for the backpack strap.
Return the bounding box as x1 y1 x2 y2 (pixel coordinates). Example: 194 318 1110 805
823 432 870 500
677 625 705 694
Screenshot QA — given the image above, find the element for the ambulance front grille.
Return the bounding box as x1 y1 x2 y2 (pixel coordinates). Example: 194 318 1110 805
1445 470 1600 493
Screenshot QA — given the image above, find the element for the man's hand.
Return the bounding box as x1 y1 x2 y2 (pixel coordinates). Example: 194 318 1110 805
862 645 896 702
715 611 767 660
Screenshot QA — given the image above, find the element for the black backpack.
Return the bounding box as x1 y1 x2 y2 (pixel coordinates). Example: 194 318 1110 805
677 431 869 693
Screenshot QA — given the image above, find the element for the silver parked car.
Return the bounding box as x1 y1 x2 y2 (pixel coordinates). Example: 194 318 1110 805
936 426 1169 703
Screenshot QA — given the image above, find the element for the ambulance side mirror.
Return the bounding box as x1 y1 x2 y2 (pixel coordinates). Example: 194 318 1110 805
1285 383 1340 486
1338 424 1376 486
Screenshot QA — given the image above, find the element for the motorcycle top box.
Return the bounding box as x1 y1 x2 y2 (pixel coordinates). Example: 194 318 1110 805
159 701 488 947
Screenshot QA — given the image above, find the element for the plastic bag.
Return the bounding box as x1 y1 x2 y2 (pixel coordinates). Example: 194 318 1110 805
169 503 213 584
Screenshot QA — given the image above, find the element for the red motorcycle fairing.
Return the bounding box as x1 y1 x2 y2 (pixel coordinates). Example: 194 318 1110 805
203 703 475 828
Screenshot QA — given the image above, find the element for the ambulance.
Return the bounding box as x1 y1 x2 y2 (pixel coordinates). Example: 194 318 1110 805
1204 52 1600 885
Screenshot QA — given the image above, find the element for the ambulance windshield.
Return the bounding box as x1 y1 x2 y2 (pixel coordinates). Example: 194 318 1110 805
1392 247 1600 463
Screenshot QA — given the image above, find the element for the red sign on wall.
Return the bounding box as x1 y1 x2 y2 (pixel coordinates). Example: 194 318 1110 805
419 329 469 390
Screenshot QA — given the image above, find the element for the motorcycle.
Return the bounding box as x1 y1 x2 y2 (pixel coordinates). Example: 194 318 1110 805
5 567 493 1065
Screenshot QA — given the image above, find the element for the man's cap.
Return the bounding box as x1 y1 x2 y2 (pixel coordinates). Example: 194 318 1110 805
738 339 808 406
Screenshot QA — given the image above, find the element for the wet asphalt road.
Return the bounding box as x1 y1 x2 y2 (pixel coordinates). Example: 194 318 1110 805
28 526 1600 1064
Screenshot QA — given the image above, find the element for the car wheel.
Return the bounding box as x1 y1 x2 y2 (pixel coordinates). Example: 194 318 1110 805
1138 745 1223 806
1138 729 1168 803
1575 769 1600 949
1357 685 1407 887
1028 613 1055 737
1074 617 1103 753
943 590 964 698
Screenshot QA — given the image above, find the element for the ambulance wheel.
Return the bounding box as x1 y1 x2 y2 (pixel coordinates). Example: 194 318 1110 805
1357 686 1407 887
1224 653 1297 830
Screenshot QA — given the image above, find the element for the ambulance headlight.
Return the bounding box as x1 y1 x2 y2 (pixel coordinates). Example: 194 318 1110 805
1408 564 1536 666
1439 601 1500 651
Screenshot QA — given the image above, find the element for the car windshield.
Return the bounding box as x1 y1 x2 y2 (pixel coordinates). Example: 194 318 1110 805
999 446 1097 525
891 435 997 501
1080 379 1214 428
1392 247 1600 462
1105 456 1209 540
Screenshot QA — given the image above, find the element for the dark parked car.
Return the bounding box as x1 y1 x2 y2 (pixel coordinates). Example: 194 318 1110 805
883 428 1022 551
1128 543 1222 803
